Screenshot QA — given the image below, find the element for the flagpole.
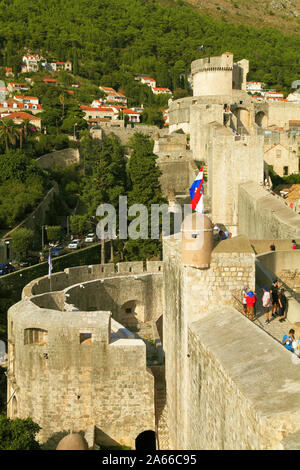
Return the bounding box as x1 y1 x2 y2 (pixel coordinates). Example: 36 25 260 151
48 248 52 292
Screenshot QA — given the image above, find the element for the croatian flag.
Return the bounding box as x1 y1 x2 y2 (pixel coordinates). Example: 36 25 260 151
48 251 52 279
189 167 204 213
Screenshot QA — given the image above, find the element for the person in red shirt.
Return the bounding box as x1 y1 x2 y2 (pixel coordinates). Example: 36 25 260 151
246 291 256 321
292 240 297 250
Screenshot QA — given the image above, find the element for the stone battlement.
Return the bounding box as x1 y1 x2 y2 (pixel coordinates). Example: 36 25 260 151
7 260 164 447
22 261 164 298
191 53 234 76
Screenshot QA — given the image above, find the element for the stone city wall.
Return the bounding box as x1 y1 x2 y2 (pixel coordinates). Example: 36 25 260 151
267 102 300 128
35 148 80 170
23 261 164 298
2 183 59 241
158 159 198 196
186 308 300 449
102 125 168 146
238 182 300 239
163 234 256 449
208 133 263 232
7 300 155 448
63 273 163 328
163 234 300 450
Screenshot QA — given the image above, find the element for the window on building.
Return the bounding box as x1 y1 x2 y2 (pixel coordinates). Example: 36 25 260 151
79 333 92 344
24 328 48 345
283 166 289 176
126 308 132 314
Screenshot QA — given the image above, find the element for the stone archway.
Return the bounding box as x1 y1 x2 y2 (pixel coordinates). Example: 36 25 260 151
135 430 156 450
255 111 267 127
120 300 145 330
12 396 18 418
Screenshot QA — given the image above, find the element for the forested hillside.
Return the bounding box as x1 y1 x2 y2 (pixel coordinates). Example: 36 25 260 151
185 0 300 36
0 0 299 93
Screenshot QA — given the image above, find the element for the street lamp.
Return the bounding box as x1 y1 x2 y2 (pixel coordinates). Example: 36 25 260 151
42 225 47 250
73 122 78 141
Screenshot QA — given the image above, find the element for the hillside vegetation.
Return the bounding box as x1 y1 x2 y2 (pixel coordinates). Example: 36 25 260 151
0 0 299 93
184 0 300 35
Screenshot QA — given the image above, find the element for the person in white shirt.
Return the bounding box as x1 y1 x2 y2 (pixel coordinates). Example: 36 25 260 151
262 286 271 324
242 285 249 315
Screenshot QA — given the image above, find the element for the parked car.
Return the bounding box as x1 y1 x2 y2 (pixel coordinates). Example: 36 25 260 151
0 263 15 275
68 239 82 249
85 233 96 243
50 246 65 257
19 255 40 268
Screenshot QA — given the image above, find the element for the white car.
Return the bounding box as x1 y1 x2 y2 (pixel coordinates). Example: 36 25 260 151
85 233 96 243
68 239 81 249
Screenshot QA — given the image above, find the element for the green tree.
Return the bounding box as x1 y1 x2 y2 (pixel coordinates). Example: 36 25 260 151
60 115 87 135
141 107 164 128
0 416 41 450
82 134 127 215
70 214 88 234
10 228 34 260
0 119 19 152
125 133 166 260
0 150 44 184
45 225 62 243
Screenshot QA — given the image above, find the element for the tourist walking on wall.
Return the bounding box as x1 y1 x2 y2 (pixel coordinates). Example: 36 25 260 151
242 285 249 315
278 289 288 322
246 290 256 321
282 329 295 352
292 240 297 250
270 279 280 317
262 286 271 325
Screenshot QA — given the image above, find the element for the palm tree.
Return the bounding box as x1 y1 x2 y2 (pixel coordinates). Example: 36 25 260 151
0 119 18 152
17 119 31 149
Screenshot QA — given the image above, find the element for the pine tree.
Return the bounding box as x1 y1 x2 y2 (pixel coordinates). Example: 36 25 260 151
125 133 166 261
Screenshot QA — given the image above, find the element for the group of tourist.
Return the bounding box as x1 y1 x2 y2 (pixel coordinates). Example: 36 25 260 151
242 281 300 356
241 279 287 324
269 240 297 251
213 225 232 240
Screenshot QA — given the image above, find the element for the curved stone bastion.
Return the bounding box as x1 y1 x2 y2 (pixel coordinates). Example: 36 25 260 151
7 261 164 449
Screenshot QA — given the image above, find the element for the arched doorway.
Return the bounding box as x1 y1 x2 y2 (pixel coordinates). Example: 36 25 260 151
255 111 267 127
135 430 156 450
12 396 17 418
120 300 145 330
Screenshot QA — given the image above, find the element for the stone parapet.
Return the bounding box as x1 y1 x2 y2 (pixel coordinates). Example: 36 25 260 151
22 261 164 298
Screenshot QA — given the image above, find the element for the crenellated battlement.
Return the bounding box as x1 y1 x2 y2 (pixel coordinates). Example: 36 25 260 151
22 261 164 298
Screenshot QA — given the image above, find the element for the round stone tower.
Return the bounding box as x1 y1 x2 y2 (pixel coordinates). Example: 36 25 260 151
181 212 213 268
191 52 234 96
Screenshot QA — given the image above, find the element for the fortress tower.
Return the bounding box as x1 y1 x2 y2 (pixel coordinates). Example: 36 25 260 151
191 52 234 96
191 52 249 97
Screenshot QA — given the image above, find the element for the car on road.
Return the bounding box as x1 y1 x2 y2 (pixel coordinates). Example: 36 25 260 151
50 246 65 257
19 255 40 268
85 233 96 243
68 239 83 249
0 263 15 275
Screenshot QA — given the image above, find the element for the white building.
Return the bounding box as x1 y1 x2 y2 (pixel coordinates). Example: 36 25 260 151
152 87 172 95
14 95 39 105
287 91 300 103
21 54 43 73
246 81 265 93
99 87 127 105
